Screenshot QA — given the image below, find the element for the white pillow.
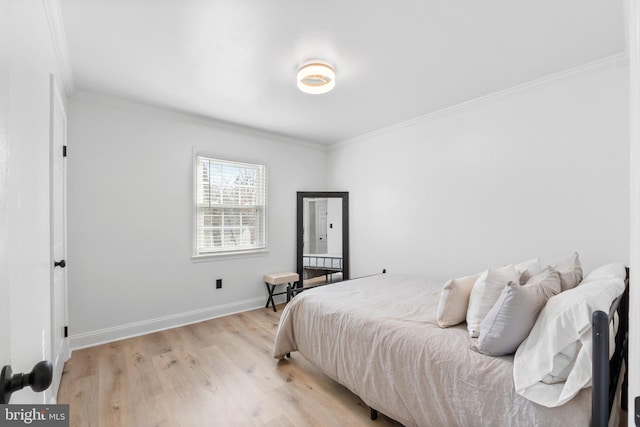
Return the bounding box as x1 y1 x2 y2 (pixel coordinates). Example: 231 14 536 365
554 252 583 291
540 319 616 385
581 263 626 284
436 273 481 328
466 265 519 338
513 275 625 407
541 341 579 384
514 258 544 285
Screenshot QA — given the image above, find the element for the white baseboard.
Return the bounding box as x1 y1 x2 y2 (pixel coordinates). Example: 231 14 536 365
69 295 283 350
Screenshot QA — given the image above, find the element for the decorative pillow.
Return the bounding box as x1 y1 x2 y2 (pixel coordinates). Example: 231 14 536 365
513 274 625 407
475 268 561 356
514 258 544 285
554 252 583 291
525 267 562 298
466 265 519 338
436 273 481 328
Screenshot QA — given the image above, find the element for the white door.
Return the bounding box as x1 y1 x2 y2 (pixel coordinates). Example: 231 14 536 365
316 200 328 254
49 75 69 401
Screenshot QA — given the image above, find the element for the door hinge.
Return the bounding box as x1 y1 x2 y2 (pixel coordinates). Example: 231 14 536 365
62 145 67 157
635 396 639 426
63 326 68 338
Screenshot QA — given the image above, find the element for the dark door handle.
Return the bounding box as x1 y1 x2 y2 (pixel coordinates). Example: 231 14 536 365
1 361 53 404
54 260 66 268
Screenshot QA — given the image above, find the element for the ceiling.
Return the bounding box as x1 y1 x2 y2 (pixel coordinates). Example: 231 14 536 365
59 0 626 145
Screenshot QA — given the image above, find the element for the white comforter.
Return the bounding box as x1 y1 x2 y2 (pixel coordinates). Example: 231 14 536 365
273 274 591 427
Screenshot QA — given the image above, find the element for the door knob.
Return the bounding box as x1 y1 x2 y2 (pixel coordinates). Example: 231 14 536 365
54 259 66 268
1 361 53 404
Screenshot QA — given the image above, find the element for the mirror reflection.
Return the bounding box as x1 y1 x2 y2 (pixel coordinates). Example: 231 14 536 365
297 191 349 290
303 198 343 285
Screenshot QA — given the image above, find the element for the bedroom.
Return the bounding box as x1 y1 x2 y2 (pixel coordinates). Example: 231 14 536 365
1 0 639 426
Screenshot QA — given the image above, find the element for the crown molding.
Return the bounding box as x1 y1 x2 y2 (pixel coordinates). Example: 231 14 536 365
69 90 328 152
42 0 75 95
331 52 629 151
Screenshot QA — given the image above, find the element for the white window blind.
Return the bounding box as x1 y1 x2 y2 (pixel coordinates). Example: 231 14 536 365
194 155 267 256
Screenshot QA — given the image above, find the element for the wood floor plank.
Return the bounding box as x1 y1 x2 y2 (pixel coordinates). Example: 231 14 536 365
132 393 180 427
151 349 192 391
65 375 99 427
141 329 174 357
58 303 403 426
60 344 101 385
121 338 165 401
197 342 283 425
97 342 135 427
261 414 297 427
181 320 219 347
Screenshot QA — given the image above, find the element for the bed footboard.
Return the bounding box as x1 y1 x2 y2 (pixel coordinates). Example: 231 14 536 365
591 268 629 427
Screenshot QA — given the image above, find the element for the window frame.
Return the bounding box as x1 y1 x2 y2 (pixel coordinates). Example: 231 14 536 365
192 150 268 259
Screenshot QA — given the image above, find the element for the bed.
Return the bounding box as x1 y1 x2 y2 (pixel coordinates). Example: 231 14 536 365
273 270 628 427
302 253 343 283
303 253 343 271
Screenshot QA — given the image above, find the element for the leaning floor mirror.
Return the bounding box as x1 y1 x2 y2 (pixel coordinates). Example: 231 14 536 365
296 192 349 289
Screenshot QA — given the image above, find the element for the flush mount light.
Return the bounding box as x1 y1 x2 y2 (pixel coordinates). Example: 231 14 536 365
297 61 335 94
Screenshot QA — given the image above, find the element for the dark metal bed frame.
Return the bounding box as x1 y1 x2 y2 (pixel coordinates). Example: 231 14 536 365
591 267 629 427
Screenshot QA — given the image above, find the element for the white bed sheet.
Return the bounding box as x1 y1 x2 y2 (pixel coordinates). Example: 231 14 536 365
273 273 592 427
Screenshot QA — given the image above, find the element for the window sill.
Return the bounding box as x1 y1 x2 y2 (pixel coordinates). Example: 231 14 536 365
191 249 269 263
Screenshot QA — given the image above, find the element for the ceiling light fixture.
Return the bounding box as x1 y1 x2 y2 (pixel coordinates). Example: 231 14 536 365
297 61 335 95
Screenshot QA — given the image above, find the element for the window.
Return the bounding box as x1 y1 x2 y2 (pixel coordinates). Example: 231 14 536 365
194 154 267 257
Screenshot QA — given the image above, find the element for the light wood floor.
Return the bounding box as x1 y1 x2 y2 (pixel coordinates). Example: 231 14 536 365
57 304 402 427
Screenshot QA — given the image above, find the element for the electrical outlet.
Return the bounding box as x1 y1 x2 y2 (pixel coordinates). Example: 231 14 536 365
216 279 222 289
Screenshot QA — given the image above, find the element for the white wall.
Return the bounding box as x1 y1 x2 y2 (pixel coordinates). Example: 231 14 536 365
328 63 629 281
67 93 327 348
7 0 67 403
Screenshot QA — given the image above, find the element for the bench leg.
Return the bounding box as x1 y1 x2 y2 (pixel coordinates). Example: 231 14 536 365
290 281 300 298
264 283 277 312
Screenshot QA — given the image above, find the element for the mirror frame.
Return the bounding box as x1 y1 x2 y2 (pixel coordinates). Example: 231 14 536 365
296 191 350 285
